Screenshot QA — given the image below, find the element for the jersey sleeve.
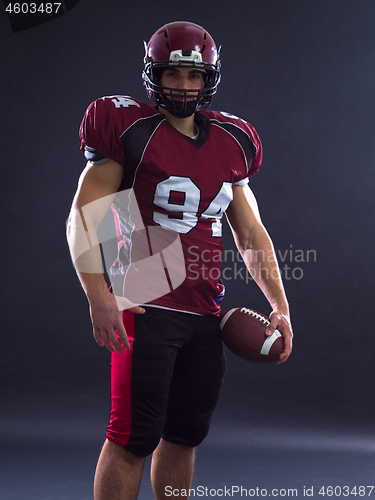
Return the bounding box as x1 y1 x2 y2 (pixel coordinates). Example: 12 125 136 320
233 178 249 186
79 97 125 165
79 96 153 166
202 110 263 183
243 121 263 178
226 117 263 180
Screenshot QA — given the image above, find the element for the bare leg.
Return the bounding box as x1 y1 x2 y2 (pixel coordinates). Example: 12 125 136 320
94 439 146 500
151 438 196 499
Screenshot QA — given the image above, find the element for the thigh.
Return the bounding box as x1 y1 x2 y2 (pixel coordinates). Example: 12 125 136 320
163 314 227 447
106 307 193 456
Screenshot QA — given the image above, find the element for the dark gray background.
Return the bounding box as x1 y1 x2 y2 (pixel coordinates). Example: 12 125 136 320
1 1 375 498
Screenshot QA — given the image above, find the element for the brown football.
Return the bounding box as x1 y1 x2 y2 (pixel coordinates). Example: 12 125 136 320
219 307 284 363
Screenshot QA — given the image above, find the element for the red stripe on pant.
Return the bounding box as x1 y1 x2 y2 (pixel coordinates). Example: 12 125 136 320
106 310 134 447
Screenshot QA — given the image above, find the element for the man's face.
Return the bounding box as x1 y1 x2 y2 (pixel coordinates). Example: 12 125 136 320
160 67 205 101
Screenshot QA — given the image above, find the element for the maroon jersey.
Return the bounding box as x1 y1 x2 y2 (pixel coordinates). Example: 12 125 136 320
80 95 262 316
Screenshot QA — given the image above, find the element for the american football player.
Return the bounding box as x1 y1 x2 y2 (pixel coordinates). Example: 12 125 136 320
67 21 293 500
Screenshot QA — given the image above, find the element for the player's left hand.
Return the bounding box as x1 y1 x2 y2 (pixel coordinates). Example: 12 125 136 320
265 310 293 365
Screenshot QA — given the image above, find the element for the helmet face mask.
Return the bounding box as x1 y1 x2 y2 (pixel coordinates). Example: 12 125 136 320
142 22 221 118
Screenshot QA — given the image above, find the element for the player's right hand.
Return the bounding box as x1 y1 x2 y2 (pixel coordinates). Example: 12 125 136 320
89 293 145 353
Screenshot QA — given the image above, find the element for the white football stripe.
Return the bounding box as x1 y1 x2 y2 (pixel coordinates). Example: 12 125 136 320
260 329 282 355
219 308 238 331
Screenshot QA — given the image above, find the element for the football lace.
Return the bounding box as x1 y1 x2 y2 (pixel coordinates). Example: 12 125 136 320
240 307 270 325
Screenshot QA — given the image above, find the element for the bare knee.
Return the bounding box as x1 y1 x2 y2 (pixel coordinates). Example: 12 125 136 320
102 440 146 466
151 439 196 500
94 440 146 500
155 439 195 459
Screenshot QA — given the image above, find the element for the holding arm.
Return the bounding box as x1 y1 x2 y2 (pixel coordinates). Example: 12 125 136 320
66 159 145 353
226 184 293 364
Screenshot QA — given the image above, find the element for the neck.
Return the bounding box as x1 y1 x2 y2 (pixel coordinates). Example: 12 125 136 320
158 107 196 137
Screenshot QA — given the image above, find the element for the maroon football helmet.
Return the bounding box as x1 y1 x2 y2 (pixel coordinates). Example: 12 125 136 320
143 21 221 118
